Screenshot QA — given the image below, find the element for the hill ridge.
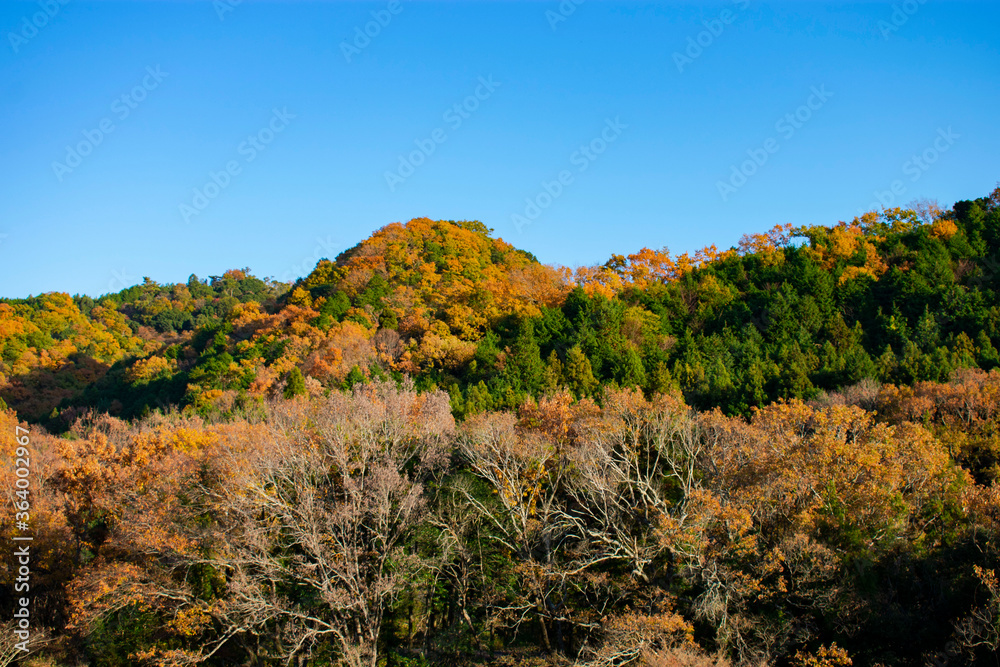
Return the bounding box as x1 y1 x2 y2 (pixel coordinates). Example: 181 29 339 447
1 186 998 429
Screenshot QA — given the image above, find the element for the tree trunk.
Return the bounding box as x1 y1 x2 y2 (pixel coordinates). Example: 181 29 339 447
538 607 552 653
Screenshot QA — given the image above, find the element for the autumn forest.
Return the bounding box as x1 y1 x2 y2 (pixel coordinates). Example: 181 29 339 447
4 186 1000 667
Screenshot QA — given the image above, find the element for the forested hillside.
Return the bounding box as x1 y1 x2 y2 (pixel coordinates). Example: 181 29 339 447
3 192 1000 429
2 188 1000 666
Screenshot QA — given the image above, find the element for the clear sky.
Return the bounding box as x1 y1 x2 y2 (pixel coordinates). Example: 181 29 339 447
1 0 997 298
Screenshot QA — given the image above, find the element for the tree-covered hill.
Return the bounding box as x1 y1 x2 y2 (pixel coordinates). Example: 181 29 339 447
2 190 1000 432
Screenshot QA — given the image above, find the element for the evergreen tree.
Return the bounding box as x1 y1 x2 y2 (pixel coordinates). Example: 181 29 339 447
465 380 494 415
343 365 366 390
541 350 564 395
284 367 307 398
619 347 648 389
507 320 544 393
564 345 598 397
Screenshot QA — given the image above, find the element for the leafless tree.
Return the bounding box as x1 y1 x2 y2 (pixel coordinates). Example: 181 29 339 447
457 411 577 652
196 380 452 666
562 390 711 584
74 379 453 667
458 390 718 659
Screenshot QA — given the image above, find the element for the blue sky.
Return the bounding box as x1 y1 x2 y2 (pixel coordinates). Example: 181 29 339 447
1 0 997 298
